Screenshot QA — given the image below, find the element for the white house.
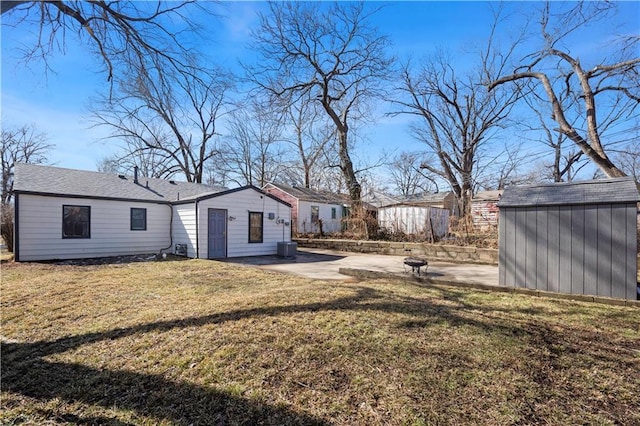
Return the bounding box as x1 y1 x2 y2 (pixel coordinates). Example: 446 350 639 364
263 183 346 235
13 164 292 261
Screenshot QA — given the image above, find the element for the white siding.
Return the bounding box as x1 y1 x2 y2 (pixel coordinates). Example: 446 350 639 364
197 189 292 258
171 203 197 258
17 194 171 261
378 205 449 237
297 200 343 234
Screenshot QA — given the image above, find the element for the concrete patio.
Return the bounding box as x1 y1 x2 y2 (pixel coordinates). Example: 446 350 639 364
222 248 499 286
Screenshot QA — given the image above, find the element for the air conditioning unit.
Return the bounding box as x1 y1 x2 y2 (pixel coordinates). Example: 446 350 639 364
174 243 188 256
277 241 297 258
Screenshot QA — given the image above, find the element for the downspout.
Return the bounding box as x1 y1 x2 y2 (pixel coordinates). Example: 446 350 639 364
160 202 173 256
195 198 200 259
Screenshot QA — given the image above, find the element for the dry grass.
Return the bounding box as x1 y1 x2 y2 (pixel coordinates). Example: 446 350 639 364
2 258 639 425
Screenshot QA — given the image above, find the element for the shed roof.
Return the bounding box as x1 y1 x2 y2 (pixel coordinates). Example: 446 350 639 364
14 163 225 203
497 178 640 207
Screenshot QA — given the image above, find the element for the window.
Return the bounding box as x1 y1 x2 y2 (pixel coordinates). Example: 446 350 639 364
249 212 263 243
130 208 147 231
331 207 337 219
311 205 319 224
62 205 90 238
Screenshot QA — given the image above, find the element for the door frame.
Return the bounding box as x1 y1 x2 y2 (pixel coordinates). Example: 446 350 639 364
207 208 228 259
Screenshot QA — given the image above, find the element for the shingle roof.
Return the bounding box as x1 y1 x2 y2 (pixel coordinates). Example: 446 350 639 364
362 190 400 208
376 191 453 208
473 190 503 202
265 183 348 204
497 178 640 207
14 163 225 203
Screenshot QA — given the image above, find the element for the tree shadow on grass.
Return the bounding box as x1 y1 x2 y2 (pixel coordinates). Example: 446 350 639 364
3 285 637 424
2 355 327 425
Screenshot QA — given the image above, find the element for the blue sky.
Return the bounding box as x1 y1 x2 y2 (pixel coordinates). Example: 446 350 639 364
2 1 639 185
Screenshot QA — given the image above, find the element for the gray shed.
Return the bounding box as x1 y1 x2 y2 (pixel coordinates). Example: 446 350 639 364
498 178 639 300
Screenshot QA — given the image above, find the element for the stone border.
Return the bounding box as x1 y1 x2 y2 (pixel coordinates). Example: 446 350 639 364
338 268 640 308
295 238 498 265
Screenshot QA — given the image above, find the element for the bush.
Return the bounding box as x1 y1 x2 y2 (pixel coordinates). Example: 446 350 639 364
1 204 14 253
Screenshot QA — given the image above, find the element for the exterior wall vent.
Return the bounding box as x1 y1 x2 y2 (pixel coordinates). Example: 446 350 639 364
175 243 188 256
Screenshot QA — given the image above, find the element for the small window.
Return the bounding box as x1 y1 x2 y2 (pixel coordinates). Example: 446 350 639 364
131 208 147 231
249 211 263 243
331 207 337 219
311 206 319 224
63 205 90 238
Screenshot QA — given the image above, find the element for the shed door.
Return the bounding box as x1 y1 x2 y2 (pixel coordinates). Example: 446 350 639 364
208 209 227 259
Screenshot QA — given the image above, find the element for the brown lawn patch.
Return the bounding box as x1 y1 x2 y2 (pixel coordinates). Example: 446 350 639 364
2 259 639 425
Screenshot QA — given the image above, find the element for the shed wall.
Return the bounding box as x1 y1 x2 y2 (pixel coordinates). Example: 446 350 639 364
499 203 637 299
378 206 449 237
16 194 171 261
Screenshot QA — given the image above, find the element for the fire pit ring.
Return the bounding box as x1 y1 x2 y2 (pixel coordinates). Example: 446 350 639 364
404 257 428 276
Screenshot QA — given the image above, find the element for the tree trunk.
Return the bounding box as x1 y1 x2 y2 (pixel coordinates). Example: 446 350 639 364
337 129 361 201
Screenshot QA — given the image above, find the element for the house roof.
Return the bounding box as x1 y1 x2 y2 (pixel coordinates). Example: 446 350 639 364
362 189 400 208
376 191 453 208
497 178 640 207
14 163 226 203
264 182 348 205
473 190 503 202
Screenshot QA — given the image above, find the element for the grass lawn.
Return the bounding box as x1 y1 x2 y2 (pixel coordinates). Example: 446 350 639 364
2 258 639 425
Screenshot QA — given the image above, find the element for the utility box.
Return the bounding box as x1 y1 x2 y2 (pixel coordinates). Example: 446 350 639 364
277 241 297 258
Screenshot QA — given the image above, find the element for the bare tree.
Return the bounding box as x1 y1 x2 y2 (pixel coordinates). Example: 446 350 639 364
392 46 521 217
488 2 639 178
1 124 53 252
2 1 205 83
247 1 392 202
388 152 437 196
281 92 335 189
613 140 640 182
218 101 285 187
96 148 175 180
1 124 53 205
92 54 233 183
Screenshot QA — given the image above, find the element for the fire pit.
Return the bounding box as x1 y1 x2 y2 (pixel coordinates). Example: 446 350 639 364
404 257 428 276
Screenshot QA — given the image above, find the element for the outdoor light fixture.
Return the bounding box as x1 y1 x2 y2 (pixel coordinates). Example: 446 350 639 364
228 216 237 221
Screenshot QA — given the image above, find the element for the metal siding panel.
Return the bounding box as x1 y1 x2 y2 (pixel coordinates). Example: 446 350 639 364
499 210 506 286
500 209 518 286
610 205 628 299
547 207 560 293
624 204 638 300
506 209 518 286
525 207 537 289
560 206 575 295
514 208 527 288
597 205 612 297
536 207 549 291
583 206 598 296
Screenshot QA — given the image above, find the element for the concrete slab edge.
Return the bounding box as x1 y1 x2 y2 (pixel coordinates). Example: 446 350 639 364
337 268 640 308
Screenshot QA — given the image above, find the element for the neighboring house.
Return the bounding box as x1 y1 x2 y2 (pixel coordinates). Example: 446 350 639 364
471 190 503 230
263 183 345 234
362 189 400 209
402 191 459 217
13 164 291 261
